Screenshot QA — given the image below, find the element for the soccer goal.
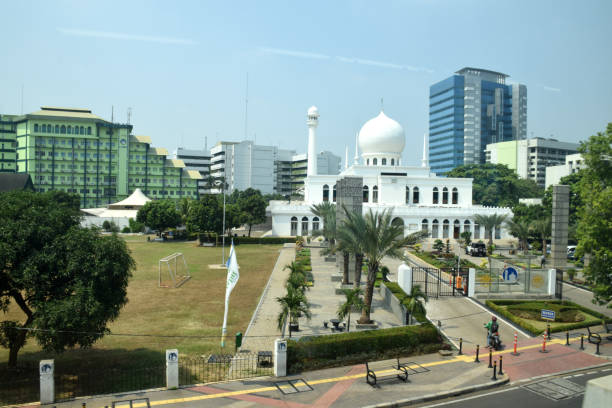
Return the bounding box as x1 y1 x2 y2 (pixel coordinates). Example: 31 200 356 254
159 252 191 288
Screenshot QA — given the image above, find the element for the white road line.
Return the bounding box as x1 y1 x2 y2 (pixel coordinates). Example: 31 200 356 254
602 368 612 372
420 387 518 407
466 297 531 338
572 373 584 377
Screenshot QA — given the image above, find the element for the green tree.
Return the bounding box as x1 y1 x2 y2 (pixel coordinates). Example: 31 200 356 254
310 202 337 250
237 188 267 237
0 191 134 366
433 239 444 253
136 200 181 234
473 213 508 249
276 286 311 338
284 262 308 293
575 123 612 304
178 197 193 224
405 285 428 325
532 217 551 257
460 230 472 247
506 218 531 253
185 194 223 233
336 207 365 287
446 163 542 207
128 217 145 233
337 288 365 332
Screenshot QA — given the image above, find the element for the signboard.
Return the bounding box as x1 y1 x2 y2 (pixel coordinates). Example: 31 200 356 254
541 309 556 321
502 266 519 283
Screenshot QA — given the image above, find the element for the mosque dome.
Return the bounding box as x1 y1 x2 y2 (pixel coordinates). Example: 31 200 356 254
307 106 319 116
358 111 405 155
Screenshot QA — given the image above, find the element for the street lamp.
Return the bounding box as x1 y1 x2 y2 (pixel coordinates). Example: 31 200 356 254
215 179 227 266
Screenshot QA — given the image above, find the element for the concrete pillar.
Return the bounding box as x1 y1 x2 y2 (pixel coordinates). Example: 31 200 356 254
335 176 363 280
166 349 179 389
398 263 412 294
39 359 54 404
274 339 287 377
547 268 556 296
583 374 612 408
468 268 476 297
551 185 570 269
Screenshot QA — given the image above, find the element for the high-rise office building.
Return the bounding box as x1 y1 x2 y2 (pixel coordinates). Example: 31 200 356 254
290 151 341 195
0 106 201 207
174 147 211 196
429 67 527 174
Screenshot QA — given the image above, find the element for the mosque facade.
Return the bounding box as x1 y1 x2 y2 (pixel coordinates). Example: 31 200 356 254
267 106 512 240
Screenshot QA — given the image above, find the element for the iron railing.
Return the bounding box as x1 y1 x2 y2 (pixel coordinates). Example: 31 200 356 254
179 352 273 386
0 363 39 405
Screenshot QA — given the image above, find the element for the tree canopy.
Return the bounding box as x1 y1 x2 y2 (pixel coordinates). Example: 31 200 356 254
185 194 223 233
446 163 542 207
236 188 267 236
575 123 612 304
136 200 181 233
0 191 134 366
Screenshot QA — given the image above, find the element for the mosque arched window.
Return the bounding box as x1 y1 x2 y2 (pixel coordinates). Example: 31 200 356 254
55 125 60 133
422 219 429 233
463 220 471 234
442 219 450 238
453 219 460 239
452 187 459 204
372 185 378 203
67 126 72 135
432 219 439 238
442 187 449 204
80 126 85 135
322 184 329 202
313 217 320 232
367 158 370 165
363 185 369 203
405 186 410 204
87 126 92 135
433 187 439 204
333 184 336 202
382 158 387 165
413 187 419 204
41 124 46 133
391 158 395 166
290 216 298 236
474 221 480 239
34 124 39 132
373 158 377 165
60 125 66 134
301 216 309 236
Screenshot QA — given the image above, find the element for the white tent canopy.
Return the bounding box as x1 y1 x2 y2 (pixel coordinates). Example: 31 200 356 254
108 188 151 209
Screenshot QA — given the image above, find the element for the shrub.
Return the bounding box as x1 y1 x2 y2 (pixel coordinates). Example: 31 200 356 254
287 324 441 373
384 282 427 323
121 226 131 233
102 220 111 231
567 269 576 281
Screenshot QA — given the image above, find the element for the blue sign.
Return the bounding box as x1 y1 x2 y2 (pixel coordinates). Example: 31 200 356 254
541 309 556 320
502 266 518 282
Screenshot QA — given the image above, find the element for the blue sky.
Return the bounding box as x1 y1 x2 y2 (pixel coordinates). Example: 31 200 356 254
1 0 611 166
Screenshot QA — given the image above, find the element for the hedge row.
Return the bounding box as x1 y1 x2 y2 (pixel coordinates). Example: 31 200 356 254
287 324 442 373
384 282 427 323
485 299 612 335
197 234 295 245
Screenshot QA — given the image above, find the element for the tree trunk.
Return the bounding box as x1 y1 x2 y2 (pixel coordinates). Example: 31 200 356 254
542 238 546 257
353 253 363 289
8 340 23 368
248 224 252 237
359 266 377 324
342 252 349 285
347 313 351 333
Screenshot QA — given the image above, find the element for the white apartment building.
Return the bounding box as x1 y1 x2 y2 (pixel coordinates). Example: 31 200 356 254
545 153 585 188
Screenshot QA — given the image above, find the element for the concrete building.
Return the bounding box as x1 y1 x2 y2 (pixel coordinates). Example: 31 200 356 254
268 107 513 239
290 151 341 196
544 153 585 188
0 115 17 173
209 140 296 195
0 106 201 207
485 138 579 187
174 147 211 196
429 67 527 174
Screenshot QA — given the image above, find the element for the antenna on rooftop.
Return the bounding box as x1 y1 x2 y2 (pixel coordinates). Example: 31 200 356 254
205 135 208 151
127 107 132 124
380 97 384 112
20 84 24 115
244 73 249 141
111 106 114 123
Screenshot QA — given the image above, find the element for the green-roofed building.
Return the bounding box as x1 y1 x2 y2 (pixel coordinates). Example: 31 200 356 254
0 106 201 207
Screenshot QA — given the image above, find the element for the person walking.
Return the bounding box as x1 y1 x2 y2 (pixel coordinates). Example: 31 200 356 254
540 254 546 268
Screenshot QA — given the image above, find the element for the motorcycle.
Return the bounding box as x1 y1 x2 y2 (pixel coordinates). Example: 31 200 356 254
487 329 502 350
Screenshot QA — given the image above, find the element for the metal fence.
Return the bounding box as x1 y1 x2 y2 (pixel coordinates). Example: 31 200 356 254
475 267 549 295
179 352 273 386
0 364 39 406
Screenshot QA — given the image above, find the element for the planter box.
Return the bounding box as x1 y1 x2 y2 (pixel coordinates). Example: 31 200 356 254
331 274 344 282
355 322 378 330
325 256 337 262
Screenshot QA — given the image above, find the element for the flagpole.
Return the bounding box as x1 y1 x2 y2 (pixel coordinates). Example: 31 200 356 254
221 241 239 348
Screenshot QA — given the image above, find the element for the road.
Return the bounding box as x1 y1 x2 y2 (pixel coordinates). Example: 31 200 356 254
418 365 612 408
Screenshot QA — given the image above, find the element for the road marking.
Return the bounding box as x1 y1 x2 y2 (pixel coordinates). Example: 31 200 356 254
465 297 531 338
419 386 519 407
602 368 612 372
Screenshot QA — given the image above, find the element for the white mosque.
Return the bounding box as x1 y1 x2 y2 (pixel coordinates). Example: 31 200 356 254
267 106 512 240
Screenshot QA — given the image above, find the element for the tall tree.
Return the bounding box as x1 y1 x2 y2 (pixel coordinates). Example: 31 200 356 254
0 191 134 366
532 217 551 256
136 200 181 234
337 288 365 332
473 213 508 249
506 218 531 253
237 188 267 237
310 202 337 250
185 194 223 233
576 123 612 304
336 207 366 287
276 286 311 338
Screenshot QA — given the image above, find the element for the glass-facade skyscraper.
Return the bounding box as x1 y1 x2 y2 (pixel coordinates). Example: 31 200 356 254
429 67 527 174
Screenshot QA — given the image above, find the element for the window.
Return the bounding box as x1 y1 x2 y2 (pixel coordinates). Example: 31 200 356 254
55 125 60 133
312 216 320 232
61 125 66 134
463 220 471 234
333 184 336 202
290 217 298 236
363 185 369 203
453 219 460 239
373 158 377 165
34 124 39 132
322 184 329 202
301 216 309 236
372 185 378 203
442 187 448 204
382 158 387 165
443 219 450 238
452 187 458 204
405 186 410 204
413 187 419 204
422 219 429 233
87 127 92 135
367 158 369 165
41 124 46 133
433 187 439 204
474 222 480 239
80 126 84 135
47 124 52 133
432 219 439 238
391 158 395 166
67 126 72 134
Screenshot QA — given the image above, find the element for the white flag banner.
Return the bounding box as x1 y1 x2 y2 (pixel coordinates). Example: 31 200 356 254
221 242 239 347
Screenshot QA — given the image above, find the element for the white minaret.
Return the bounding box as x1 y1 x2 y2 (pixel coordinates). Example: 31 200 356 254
306 106 319 176
422 133 429 167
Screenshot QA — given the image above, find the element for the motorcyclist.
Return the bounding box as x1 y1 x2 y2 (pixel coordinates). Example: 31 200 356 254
484 316 499 348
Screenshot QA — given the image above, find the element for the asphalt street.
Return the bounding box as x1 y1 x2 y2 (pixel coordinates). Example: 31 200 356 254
417 365 612 408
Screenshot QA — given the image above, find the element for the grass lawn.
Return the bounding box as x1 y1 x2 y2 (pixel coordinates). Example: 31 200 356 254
497 305 601 332
1 235 281 370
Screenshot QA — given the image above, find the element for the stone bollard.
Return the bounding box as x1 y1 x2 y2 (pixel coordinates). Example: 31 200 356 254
40 359 54 404
166 349 179 389
274 339 287 377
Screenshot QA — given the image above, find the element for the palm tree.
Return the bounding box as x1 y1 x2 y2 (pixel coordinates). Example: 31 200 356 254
337 288 365 332
532 217 551 257
286 269 309 293
340 207 428 324
276 285 311 338
310 202 336 253
336 208 367 287
405 285 428 325
473 213 508 250
506 218 530 254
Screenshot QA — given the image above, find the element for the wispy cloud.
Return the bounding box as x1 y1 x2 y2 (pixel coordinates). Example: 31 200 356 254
540 84 561 92
57 28 197 45
259 46 432 73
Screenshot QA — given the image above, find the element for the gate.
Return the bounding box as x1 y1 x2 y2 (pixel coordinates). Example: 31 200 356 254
412 267 468 298
179 352 273 386
555 269 563 299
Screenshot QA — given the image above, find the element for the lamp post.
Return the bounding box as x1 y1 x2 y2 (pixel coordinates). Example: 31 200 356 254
215 179 227 266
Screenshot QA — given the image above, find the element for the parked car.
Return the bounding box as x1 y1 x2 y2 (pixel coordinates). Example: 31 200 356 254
567 246 576 260
466 242 487 257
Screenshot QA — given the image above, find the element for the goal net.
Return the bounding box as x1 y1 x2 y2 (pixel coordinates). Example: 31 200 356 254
159 252 191 288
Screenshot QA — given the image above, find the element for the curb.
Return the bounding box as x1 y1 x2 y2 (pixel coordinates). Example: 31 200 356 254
509 362 612 385
362 376 510 408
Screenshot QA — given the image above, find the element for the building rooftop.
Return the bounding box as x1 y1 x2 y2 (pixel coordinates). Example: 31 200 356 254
455 67 509 78
28 106 106 121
